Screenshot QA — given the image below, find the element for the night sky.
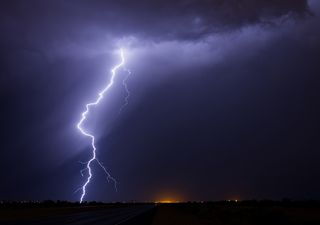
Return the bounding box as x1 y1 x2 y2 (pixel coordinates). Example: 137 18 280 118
1 0 320 202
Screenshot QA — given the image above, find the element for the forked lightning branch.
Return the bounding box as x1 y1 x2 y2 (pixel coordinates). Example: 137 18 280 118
76 49 130 203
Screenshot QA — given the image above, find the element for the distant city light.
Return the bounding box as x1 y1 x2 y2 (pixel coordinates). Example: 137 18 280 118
155 199 180 204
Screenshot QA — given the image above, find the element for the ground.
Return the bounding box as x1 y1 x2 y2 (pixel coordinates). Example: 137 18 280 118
1 201 320 224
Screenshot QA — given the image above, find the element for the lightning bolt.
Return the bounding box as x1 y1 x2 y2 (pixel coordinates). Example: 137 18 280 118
76 48 128 203
119 69 131 114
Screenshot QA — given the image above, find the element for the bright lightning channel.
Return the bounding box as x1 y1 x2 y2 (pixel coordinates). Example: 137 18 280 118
77 48 128 203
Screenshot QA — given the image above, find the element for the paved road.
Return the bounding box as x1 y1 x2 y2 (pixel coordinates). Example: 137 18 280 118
2 205 156 225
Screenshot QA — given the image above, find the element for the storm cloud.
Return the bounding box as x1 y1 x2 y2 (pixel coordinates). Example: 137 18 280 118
0 0 320 202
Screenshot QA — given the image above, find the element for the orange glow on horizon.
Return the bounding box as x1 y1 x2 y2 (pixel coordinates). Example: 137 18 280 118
155 199 180 203
154 190 185 203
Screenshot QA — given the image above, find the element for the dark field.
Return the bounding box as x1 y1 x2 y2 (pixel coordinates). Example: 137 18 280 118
153 202 320 225
1 201 320 225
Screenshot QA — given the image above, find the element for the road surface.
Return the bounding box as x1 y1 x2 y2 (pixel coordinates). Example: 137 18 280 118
1 204 155 225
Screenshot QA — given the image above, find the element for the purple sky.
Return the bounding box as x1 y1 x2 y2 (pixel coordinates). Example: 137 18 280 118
1 0 320 202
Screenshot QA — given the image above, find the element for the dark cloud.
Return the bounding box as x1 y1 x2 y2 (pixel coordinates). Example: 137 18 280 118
0 1 320 201
0 0 310 43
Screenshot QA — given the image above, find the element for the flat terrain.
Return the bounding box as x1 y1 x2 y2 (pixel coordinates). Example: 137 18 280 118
1 202 320 225
0 204 155 225
152 203 320 225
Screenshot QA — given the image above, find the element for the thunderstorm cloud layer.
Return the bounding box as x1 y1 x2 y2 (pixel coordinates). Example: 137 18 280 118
1 0 320 201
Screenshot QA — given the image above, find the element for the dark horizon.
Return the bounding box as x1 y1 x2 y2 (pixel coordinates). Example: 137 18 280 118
1 0 320 203
2 199 320 204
